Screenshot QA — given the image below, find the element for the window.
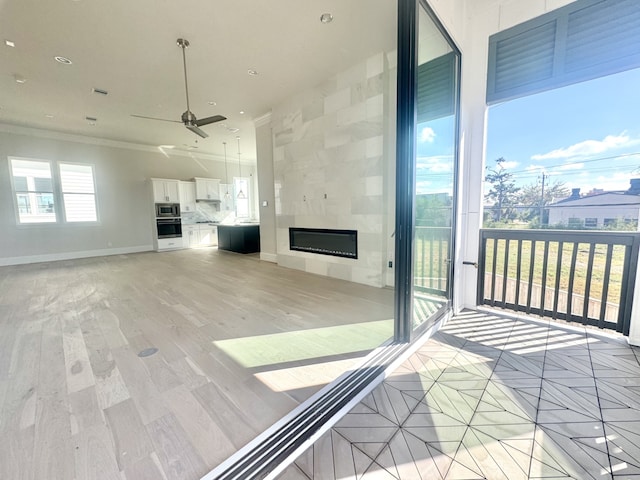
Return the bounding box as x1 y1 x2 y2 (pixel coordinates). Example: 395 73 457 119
584 217 597 228
234 177 250 218
10 159 56 223
9 157 97 224
568 217 583 227
60 163 97 222
604 218 616 226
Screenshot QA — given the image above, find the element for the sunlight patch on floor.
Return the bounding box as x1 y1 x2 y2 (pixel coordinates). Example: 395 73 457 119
254 358 361 393
213 319 393 368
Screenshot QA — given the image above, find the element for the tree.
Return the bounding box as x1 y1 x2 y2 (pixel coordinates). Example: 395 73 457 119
516 178 569 223
416 193 452 227
485 157 520 222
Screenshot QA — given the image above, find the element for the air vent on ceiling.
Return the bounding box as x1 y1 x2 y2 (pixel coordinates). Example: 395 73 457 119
92 88 108 95
85 116 97 122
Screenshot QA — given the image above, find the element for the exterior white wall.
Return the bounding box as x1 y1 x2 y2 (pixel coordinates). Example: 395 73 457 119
548 196 640 227
0 126 253 265
428 0 576 312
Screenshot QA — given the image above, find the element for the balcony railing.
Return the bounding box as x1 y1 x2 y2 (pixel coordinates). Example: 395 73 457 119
477 229 640 335
415 226 451 296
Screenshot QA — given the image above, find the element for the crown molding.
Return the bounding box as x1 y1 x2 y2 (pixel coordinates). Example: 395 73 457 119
253 111 272 127
0 122 247 164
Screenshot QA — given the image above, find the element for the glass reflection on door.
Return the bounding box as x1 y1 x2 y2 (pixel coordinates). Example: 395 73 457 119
413 4 459 333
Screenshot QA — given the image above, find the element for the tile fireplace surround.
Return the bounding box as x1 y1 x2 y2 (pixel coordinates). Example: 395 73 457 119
271 51 395 288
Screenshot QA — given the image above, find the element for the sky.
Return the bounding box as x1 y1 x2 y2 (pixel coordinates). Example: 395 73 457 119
485 67 640 195
415 66 640 198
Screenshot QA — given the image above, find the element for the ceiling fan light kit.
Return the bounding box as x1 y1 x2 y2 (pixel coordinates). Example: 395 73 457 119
131 38 226 139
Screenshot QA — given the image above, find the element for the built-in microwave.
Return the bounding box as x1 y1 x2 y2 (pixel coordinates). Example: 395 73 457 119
155 203 180 217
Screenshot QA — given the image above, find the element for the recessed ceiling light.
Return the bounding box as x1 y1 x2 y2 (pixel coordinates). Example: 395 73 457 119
320 13 333 24
247 69 258 76
14 74 26 84
92 87 108 95
54 56 73 65
45 114 54 118
239 111 245 115
159 145 175 149
5 40 15 47
208 101 217 106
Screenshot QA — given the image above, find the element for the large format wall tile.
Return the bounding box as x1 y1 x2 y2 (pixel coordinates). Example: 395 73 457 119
271 52 393 287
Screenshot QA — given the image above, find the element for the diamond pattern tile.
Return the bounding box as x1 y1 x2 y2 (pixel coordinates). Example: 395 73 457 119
277 311 640 480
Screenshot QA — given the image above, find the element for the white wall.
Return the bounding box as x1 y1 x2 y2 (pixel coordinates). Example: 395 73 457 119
0 126 254 265
427 0 576 312
255 114 277 263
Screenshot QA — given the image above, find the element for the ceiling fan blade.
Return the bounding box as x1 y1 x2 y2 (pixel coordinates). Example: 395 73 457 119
194 114 227 127
185 124 209 138
131 114 181 124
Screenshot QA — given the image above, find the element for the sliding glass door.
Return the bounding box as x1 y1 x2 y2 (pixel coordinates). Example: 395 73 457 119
395 0 460 340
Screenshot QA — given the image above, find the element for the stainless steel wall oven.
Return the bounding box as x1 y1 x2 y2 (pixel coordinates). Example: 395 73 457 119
156 218 182 238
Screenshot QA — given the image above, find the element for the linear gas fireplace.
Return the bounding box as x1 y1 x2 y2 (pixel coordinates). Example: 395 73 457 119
289 228 358 259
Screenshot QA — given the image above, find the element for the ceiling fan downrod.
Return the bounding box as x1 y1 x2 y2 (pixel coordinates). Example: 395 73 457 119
176 38 193 124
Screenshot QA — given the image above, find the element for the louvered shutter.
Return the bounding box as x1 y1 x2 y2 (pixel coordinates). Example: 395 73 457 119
417 51 456 123
487 0 640 104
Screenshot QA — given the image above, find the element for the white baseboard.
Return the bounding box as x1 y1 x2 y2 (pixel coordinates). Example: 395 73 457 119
260 252 278 263
0 245 153 266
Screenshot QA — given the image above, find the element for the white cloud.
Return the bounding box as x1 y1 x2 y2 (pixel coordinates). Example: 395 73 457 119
531 133 636 161
420 127 436 143
564 171 632 193
417 155 452 173
500 160 518 170
557 162 584 171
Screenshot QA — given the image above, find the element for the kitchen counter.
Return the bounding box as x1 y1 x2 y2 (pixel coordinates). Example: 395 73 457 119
217 224 260 254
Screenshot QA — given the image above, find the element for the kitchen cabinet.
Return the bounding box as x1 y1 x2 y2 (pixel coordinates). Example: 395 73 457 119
182 224 199 248
179 181 197 213
152 179 180 203
217 224 260 254
194 177 220 201
157 237 182 250
182 224 218 248
198 225 218 246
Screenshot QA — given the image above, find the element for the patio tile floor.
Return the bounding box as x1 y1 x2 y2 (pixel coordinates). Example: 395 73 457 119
277 310 640 480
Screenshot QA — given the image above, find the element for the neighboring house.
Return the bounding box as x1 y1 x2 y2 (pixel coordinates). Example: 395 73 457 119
547 179 640 228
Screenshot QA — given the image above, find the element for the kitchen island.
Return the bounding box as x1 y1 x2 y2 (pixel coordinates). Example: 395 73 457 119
217 224 260 254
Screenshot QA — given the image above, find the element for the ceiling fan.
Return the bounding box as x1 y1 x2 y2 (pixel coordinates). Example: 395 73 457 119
132 38 226 139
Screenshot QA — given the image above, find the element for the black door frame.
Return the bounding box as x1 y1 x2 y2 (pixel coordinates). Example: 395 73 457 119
394 0 462 342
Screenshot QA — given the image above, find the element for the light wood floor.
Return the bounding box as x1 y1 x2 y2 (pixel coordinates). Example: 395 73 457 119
0 248 394 480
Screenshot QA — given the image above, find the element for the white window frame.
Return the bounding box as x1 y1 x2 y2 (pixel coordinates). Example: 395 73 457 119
234 176 250 219
8 156 99 225
584 217 598 228
59 162 98 223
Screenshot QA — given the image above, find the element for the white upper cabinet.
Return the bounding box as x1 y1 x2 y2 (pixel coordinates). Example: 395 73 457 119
179 181 197 213
194 177 221 201
152 178 180 203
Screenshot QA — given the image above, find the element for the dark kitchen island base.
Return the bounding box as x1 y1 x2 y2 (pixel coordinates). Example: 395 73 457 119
217 224 260 254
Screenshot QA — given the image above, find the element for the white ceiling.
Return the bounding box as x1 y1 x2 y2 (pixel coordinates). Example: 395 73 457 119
0 0 397 162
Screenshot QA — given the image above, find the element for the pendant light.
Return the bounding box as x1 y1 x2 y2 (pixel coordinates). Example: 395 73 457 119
236 136 246 199
223 141 230 199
